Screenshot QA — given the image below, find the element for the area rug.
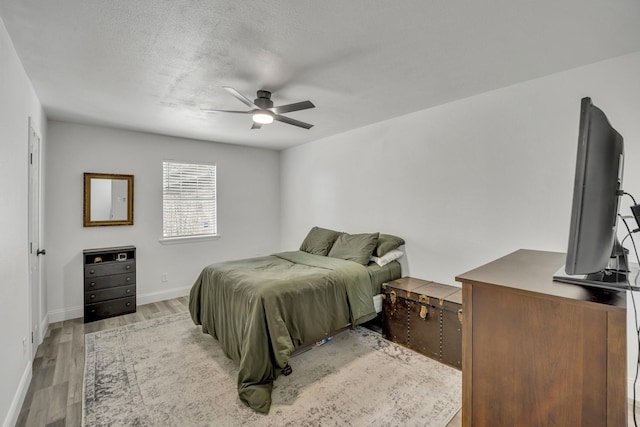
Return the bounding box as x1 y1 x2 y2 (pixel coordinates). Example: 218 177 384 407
83 312 461 426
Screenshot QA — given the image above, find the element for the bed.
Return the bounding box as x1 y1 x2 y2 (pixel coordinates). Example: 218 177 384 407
189 228 404 413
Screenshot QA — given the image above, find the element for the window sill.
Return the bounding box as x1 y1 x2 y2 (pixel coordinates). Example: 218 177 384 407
158 234 220 245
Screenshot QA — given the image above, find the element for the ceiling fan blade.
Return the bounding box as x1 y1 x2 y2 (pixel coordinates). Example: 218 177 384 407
223 86 259 109
200 109 251 114
270 100 315 115
274 115 314 129
251 122 262 130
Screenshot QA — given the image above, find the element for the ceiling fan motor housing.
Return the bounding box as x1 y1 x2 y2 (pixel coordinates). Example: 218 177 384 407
254 90 274 109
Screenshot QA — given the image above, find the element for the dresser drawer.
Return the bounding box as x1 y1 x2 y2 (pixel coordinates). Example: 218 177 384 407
84 296 136 323
85 284 136 304
84 273 135 291
84 260 135 278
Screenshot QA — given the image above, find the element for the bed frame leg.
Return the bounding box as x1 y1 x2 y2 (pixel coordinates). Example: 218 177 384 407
281 363 293 376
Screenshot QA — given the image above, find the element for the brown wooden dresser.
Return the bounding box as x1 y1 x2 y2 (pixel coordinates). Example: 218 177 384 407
456 249 627 427
382 276 462 369
83 245 136 323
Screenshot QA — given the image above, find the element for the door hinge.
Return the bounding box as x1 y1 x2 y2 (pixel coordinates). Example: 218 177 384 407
31 332 34 343
30 153 33 164
30 242 33 254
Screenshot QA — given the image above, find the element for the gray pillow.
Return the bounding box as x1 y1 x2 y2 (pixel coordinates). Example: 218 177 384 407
299 226 342 256
328 232 380 265
375 234 405 257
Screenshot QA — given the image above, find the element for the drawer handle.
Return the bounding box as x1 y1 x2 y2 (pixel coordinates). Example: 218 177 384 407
126 277 131 282
89 269 95 275
125 265 131 270
90 294 96 299
90 282 96 287
126 289 131 294
126 302 132 307
91 309 96 313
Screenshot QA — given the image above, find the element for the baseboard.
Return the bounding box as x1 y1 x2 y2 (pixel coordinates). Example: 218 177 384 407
136 286 191 306
37 313 49 348
3 362 32 427
47 286 192 323
48 305 83 323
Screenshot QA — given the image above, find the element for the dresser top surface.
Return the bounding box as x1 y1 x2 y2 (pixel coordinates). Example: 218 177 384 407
455 249 626 308
83 245 136 254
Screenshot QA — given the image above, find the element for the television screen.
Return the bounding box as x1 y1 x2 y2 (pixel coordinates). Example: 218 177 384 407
553 97 637 291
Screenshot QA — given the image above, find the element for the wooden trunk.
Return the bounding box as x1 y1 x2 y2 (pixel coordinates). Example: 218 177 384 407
382 277 462 369
441 290 463 368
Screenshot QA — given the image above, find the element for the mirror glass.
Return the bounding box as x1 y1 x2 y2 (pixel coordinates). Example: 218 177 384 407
84 173 134 226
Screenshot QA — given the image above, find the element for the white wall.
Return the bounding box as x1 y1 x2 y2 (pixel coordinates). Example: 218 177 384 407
0 17 46 427
280 52 640 396
45 121 281 321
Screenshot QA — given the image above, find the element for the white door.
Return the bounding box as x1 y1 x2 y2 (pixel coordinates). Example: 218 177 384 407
28 119 42 359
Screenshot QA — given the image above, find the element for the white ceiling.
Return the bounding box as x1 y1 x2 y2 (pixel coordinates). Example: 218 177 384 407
2 1 640 150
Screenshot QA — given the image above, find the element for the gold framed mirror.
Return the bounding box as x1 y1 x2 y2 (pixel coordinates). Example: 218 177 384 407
83 173 134 227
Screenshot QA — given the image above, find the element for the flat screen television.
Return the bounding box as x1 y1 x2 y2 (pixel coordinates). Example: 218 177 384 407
553 97 639 291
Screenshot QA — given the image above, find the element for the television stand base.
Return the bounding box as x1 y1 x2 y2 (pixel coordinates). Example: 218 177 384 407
553 264 640 292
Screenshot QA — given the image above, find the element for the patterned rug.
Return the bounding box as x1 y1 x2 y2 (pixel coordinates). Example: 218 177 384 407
83 312 461 426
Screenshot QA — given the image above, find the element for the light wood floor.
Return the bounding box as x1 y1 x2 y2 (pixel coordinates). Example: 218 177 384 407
14 296 638 427
16 297 190 427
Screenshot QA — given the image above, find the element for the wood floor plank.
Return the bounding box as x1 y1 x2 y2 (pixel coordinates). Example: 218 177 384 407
101 316 122 330
71 322 84 365
67 319 85 407
19 378 37 415
23 408 47 427
25 388 51 427
58 319 75 344
66 402 82 427
45 383 68 425
66 366 84 406
32 365 55 392
83 320 101 335
45 419 65 427
144 302 160 316
127 310 146 324
164 298 181 313
52 341 71 385
15 406 29 427
45 334 62 364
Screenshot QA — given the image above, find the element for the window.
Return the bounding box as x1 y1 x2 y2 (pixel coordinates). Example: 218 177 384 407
162 161 217 239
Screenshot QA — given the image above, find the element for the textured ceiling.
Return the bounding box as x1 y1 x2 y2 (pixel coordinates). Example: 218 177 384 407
2 1 640 150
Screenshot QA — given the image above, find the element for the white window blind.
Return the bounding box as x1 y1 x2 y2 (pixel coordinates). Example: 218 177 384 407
163 161 217 238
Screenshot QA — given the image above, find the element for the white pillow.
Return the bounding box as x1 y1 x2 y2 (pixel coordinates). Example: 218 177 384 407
370 249 404 267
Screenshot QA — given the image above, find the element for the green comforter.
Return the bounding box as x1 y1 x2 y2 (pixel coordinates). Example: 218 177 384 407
188 251 376 413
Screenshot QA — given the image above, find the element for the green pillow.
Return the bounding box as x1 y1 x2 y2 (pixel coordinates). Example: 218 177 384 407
328 232 380 265
299 226 342 256
375 234 405 257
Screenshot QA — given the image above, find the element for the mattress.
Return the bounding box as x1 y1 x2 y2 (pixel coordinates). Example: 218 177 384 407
367 260 402 313
366 260 402 295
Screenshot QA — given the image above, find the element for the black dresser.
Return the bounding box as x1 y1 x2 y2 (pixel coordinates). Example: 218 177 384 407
83 245 136 323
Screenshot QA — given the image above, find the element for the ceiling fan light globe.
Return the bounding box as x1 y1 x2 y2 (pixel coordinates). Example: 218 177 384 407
253 112 273 125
